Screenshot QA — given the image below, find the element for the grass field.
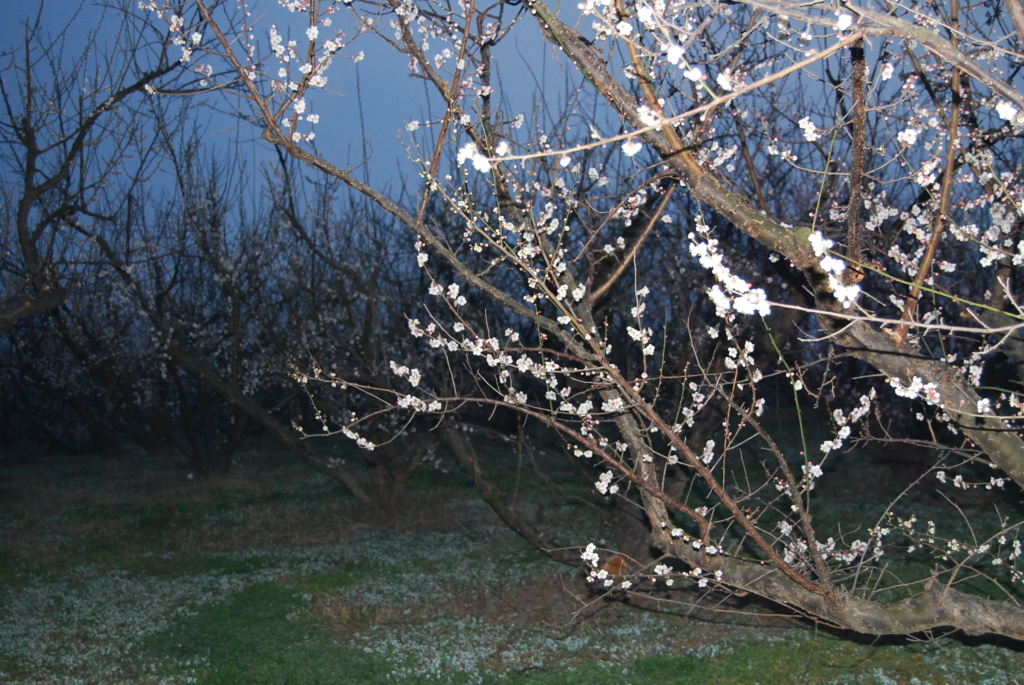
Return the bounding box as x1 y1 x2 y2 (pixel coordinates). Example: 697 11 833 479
1 440 1022 684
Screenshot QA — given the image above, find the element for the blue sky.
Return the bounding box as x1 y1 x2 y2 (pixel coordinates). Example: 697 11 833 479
0 0 555 193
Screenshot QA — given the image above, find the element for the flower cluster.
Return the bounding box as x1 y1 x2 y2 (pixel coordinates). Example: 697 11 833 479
819 389 875 455
777 522 881 568
689 217 771 319
808 231 860 308
887 375 941 405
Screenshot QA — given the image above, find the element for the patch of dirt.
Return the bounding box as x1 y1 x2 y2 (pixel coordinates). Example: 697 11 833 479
311 569 599 640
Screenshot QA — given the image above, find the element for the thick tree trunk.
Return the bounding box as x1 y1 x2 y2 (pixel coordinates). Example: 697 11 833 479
674 543 1024 640
0 285 67 333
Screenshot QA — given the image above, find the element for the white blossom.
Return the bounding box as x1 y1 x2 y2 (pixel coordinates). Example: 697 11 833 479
456 141 491 172
683 66 703 81
996 100 1020 122
897 127 919 146
798 117 820 142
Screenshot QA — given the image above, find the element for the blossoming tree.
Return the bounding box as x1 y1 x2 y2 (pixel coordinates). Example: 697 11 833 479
146 0 1024 638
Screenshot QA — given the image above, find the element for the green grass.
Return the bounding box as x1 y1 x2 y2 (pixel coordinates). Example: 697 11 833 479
2 442 1024 684
146 583 387 684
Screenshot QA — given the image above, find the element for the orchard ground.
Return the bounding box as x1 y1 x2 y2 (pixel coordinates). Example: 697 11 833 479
1 432 1022 685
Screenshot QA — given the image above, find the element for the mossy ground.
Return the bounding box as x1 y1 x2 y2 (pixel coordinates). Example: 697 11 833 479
1 440 1022 684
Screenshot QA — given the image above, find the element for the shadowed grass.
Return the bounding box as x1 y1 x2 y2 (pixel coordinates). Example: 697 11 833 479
146 583 388 685
2 441 1023 684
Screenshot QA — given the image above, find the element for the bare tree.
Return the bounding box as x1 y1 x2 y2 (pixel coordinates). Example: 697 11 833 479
0 1 186 331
